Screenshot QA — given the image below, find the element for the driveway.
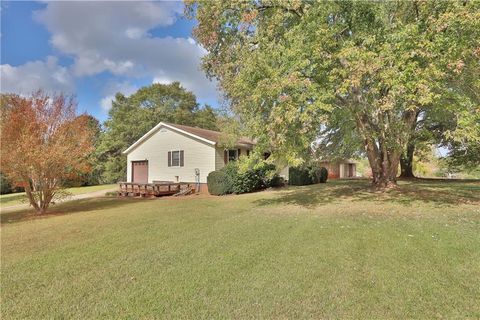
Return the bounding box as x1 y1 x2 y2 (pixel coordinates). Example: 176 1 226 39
0 187 117 213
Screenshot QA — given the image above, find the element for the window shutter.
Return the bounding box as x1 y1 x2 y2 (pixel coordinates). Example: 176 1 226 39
238 149 241 158
168 151 171 167
180 150 184 167
224 150 227 164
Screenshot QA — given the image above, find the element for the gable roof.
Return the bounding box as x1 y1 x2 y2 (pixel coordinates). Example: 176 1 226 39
123 122 255 154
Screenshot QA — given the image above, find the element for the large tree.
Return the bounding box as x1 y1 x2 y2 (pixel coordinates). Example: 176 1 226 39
187 0 479 187
97 82 219 182
0 92 95 214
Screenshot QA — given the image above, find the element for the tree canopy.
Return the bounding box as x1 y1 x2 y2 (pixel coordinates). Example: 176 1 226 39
187 0 480 187
97 82 219 182
0 92 95 214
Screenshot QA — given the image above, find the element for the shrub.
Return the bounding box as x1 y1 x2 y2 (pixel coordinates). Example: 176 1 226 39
0 172 24 194
288 167 312 186
308 164 322 184
207 170 235 195
208 155 279 195
233 162 277 193
1 172 13 194
269 175 285 188
232 169 263 193
319 167 328 183
289 165 328 185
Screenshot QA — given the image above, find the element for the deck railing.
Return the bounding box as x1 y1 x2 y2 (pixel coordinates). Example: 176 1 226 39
118 182 194 197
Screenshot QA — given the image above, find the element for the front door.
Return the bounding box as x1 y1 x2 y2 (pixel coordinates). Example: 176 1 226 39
132 161 148 183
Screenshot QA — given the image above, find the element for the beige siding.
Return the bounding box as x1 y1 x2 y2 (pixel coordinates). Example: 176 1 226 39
126 127 216 183
278 166 289 180
215 147 225 171
339 164 346 178
319 161 340 179
214 147 251 171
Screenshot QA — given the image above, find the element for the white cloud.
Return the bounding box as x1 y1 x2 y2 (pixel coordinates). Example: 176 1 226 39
100 95 116 112
125 27 145 40
100 81 138 112
152 76 172 85
34 1 218 102
0 56 74 95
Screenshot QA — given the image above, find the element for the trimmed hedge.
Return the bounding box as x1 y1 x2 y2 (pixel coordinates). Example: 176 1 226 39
207 161 279 195
289 165 329 185
269 175 285 188
207 170 235 195
319 167 328 183
288 167 312 186
232 169 263 194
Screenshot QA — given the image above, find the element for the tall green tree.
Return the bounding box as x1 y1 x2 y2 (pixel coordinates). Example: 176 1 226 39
97 82 218 182
443 109 480 170
75 114 103 186
187 0 480 187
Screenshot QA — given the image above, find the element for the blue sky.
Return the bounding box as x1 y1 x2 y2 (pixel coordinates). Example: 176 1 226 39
1 1 218 122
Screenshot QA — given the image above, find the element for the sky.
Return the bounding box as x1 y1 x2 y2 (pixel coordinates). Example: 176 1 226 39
0 1 219 122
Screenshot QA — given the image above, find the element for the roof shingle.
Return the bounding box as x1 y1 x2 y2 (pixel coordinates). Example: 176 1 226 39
164 122 255 146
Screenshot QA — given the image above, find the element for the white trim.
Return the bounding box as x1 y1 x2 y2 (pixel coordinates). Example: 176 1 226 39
123 122 216 154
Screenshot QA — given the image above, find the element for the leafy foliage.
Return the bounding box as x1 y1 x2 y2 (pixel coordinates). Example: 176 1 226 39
66 114 103 186
288 167 312 186
443 109 480 169
207 156 278 195
188 1 480 187
0 92 95 213
290 164 328 185
207 170 235 196
319 167 329 183
0 172 23 194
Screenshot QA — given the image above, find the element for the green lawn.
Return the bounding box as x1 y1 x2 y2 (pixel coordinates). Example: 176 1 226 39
0 184 116 207
1 180 479 318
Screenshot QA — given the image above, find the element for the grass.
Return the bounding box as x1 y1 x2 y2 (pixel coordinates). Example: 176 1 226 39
0 184 116 207
1 179 479 318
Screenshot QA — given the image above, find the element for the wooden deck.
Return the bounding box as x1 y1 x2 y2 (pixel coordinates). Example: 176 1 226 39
118 182 195 197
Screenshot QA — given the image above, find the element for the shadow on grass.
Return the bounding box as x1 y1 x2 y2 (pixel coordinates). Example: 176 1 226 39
255 179 480 209
0 197 147 224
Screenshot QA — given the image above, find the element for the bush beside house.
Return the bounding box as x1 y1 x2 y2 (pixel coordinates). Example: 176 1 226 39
289 165 328 185
288 167 312 186
207 168 236 195
207 158 280 195
319 167 328 183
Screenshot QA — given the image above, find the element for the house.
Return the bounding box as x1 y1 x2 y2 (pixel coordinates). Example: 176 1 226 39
123 122 255 190
123 122 356 192
318 159 357 179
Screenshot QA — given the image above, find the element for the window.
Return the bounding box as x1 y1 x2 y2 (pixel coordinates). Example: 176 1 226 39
168 150 184 167
228 149 238 162
172 151 180 166
223 149 241 164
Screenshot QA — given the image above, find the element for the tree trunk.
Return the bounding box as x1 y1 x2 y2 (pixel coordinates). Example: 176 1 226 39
352 107 417 190
24 182 42 214
24 179 53 214
369 155 399 188
400 110 420 178
364 138 399 189
399 142 415 178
